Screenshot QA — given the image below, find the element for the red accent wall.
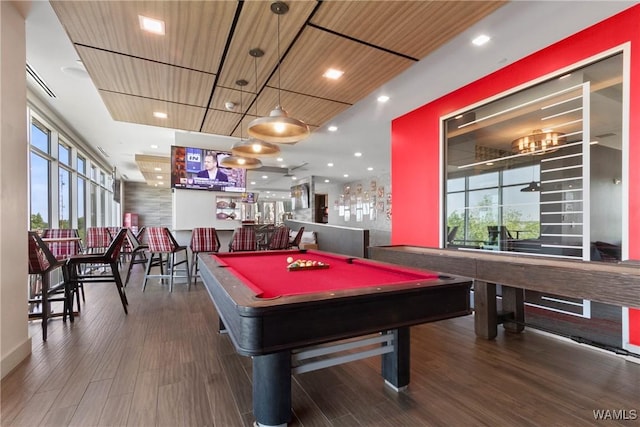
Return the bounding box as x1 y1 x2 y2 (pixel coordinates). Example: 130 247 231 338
391 5 640 343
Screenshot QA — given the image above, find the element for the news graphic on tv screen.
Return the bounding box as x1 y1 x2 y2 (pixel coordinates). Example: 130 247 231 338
171 146 247 192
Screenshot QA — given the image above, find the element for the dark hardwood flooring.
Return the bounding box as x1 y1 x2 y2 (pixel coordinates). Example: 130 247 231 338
3 260 640 426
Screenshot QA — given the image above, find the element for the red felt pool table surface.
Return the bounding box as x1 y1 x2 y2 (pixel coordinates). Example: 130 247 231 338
210 250 441 298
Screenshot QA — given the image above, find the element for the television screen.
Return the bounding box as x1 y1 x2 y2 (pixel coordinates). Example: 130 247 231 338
241 192 258 203
171 146 247 192
291 183 309 210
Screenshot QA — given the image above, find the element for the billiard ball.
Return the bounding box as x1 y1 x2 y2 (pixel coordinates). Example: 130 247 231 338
286 256 294 263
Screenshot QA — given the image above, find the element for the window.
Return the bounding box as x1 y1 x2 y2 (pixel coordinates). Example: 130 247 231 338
30 152 50 231
27 109 117 235
445 53 623 260
58 168 71 228
30 120 50 153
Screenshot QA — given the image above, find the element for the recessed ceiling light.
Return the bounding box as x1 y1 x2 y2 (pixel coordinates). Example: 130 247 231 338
343 174 349 178
377 95 389 103
156 175 162 179
328 125 338 132
323 68 344 80
472 34 490 46
292 176 297 180
354 152 362 157
153 111 167 119
277 157 283 162
262 175 268 179
251 181 256 185
158 181 164 185
324 179 330 183
367 167 373 171
150 144 158 149
486 162 494 166
327 163 334 167
154 167 161 171
139 15 165 35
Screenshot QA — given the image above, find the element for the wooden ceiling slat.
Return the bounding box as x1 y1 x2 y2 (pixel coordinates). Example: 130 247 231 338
216 1 316 90
311 1 506 59
51 1 237 72
275 27 413 105
77 46 214 107
100 92 205 132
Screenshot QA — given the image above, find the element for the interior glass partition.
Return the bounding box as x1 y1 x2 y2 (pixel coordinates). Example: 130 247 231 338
445 53 622 261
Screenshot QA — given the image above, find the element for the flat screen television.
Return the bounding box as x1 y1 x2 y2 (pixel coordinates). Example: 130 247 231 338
241 192 258 203
171 145 247 192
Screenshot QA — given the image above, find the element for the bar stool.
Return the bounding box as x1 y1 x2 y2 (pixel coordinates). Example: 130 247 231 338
28 231 74 341
65 228 129 314
189 227 221 287
143 227 191 292
261 225 290 250
228 227 257 252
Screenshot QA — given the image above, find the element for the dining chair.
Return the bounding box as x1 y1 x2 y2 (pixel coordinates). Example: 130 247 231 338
262 225 291 250
228 227 258 252
42 228 83 260
123 227 149 287
28 231 74 341
64 228 129 314
288 226 305 249
189 227 221 287
85 226 113 253
143 227 191 292
41 228 86 303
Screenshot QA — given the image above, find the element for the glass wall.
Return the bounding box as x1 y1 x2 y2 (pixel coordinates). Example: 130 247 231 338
28 110 117 236
445 53 623 260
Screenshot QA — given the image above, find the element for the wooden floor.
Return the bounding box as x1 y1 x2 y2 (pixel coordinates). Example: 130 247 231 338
3 261 640 426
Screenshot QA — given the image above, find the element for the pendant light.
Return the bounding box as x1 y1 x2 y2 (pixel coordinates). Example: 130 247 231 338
247 2 310 144
221 79 263 170
232 48 281 158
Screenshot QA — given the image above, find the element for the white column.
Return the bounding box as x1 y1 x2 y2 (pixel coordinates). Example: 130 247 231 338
1 0 32 378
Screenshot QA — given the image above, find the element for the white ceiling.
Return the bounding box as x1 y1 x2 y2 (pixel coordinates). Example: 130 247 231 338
24 1 637 199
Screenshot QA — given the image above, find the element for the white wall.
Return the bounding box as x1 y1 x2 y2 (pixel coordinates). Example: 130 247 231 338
1 0 31 378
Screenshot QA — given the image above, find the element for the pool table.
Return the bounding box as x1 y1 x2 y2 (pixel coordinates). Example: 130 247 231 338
199 249 472 427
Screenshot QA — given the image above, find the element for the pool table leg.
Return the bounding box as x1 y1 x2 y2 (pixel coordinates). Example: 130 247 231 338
252 351 291 427
381 327 410 390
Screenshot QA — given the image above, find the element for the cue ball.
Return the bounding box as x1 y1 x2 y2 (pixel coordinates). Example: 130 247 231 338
286 256 294 263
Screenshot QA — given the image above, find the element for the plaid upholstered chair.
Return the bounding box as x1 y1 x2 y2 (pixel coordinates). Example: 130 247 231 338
262 225 291 250
85 227 113 254
28 231 74 341
64 228 129 314
189 228 221 287
143 227 191 292
42 228 83 260
288 226 305 249
228 227 257 252
123 228 149 287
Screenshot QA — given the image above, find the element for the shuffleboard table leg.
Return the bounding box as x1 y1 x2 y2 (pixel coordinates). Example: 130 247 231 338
252 351 291 427
382 327 410 390
502 285 525 333
474 280 498 340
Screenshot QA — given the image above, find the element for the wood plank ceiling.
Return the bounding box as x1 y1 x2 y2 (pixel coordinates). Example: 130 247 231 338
51 0 505 181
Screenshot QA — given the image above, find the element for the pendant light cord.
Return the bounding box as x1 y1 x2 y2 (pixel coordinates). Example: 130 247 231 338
277 11 281 107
